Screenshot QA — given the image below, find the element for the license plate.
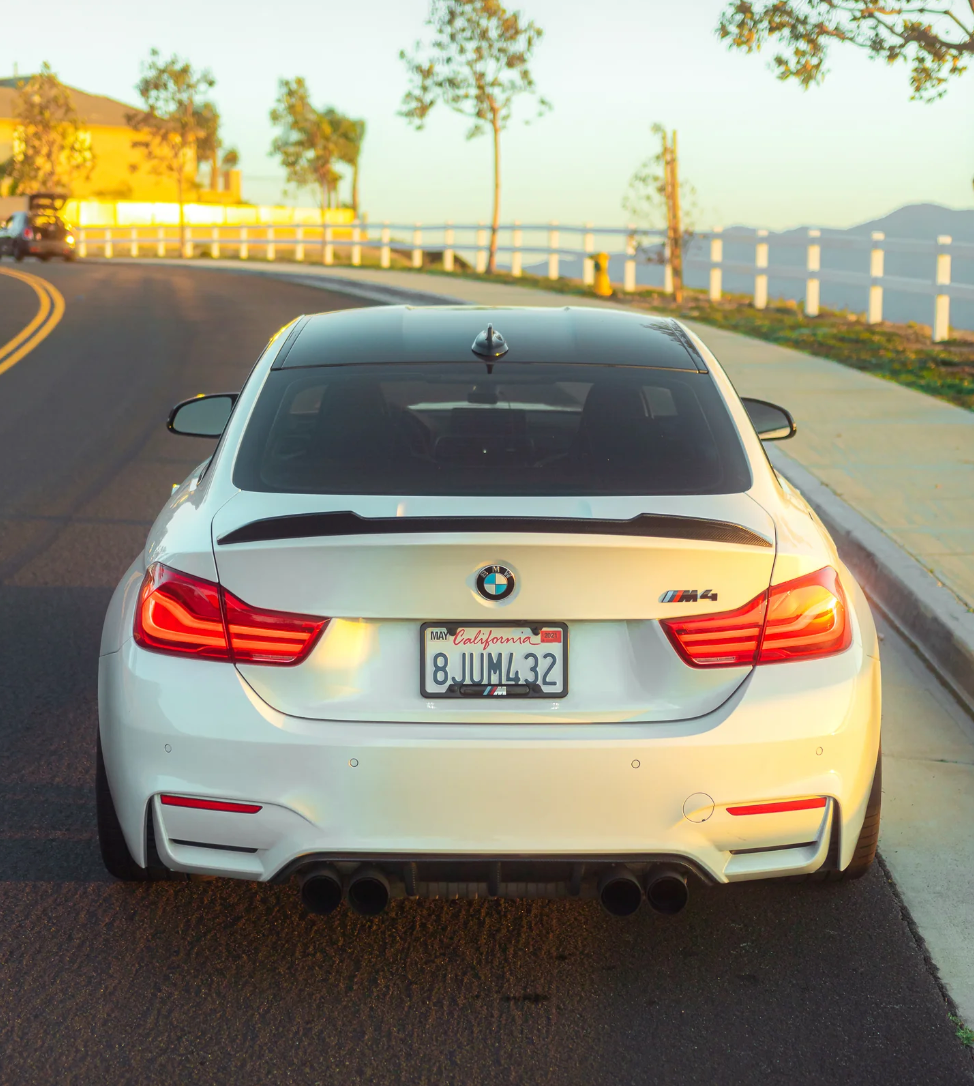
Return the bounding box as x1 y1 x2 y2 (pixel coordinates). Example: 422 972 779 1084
421 623 568 698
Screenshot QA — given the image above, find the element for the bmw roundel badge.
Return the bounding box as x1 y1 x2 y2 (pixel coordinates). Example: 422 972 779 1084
476 564 516 601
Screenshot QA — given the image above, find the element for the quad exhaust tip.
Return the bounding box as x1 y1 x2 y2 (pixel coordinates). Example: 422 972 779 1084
598 866 644 917
298 863 344 916
645 868 689 915
347 866 391 916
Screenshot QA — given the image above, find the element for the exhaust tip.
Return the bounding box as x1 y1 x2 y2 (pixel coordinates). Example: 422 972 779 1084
598 866 643 917
645 868 689 915
347 866 391 916
298 863 344 915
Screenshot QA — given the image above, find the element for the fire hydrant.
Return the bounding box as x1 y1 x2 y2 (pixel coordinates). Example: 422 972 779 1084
593 252 612 297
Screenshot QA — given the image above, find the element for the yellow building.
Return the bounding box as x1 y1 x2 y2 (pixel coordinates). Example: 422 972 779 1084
0 76 200 202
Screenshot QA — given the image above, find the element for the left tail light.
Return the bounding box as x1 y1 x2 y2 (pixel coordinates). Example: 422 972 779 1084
23 227 33 240
662 566 851 668
134 563 328 665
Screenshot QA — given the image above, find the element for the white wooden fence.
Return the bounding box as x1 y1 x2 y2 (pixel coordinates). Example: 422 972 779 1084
76 221 973 343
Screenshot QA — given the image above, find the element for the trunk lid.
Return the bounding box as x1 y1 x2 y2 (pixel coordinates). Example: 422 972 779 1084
211 492 775 723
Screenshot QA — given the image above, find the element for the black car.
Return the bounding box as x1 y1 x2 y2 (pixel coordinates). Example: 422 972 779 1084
0 196 76 261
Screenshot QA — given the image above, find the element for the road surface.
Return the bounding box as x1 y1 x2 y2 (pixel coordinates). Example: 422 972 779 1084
0 262 969 1085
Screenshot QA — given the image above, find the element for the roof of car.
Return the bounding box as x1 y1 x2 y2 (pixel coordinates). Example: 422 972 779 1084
273 306 707 372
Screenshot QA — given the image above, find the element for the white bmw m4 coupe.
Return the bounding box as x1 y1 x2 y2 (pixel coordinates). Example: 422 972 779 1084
97 305 881 918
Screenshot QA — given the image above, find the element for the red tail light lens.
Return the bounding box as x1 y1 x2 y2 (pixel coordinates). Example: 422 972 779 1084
134 563 328 665
23 227 33 240
660 592 767 668
224 589 328 664
134 564 228 658
661 566 850 668
759 566 851 662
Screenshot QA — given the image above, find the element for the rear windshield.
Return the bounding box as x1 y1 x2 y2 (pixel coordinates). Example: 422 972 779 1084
233 362 751 496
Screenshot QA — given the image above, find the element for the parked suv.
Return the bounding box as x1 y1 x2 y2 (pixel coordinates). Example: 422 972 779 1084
0 207 76 261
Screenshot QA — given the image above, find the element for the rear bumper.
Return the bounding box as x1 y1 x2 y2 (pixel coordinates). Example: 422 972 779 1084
99 632 880 888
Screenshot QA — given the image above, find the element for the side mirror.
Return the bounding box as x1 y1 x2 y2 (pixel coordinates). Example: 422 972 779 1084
741 397 796 441
168 393 237 438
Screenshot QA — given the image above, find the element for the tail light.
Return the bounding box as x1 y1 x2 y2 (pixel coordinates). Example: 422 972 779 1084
23 227 33 240
662 566 850 668
134 563 328 665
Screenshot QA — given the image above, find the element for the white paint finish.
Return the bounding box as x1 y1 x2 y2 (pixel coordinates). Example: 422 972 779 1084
877 614 974 1027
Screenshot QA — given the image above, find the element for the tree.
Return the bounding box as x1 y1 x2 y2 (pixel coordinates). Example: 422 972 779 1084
624 125 696 303
0 63 94 195
718 1 974 99
341 118 367 216
270 79 361 237
127 49 215 253
194 100 221 190
400 0 550 273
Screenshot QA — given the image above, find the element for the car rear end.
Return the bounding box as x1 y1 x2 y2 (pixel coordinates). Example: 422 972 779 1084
98 306 880 912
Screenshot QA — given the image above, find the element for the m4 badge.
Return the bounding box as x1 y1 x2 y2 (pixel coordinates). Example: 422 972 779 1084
659 589 718 603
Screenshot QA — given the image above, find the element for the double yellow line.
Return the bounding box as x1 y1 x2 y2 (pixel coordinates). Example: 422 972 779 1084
0 267 65 377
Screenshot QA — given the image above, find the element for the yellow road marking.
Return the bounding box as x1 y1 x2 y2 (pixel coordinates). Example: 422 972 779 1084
0 267 66 376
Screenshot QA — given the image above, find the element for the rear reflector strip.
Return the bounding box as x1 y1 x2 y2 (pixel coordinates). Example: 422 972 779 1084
727 797 827 817
169 839 259 853
160 795 262 814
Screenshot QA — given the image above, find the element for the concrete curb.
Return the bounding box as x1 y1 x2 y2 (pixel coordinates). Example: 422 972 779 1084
768 445 974 716
115 259 974 717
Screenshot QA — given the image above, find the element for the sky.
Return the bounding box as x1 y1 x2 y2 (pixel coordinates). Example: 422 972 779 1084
4 0 972 230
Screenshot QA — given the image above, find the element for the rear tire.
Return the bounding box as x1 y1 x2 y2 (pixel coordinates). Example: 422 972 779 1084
96 733 155 881
13 242 25 262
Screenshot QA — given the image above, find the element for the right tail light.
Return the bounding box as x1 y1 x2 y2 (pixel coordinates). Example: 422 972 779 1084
662 566 851 668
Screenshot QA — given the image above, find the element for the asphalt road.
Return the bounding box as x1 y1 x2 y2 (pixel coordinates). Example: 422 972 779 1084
0 261 970 1086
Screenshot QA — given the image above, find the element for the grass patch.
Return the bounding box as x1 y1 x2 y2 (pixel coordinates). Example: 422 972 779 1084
949 1015 974 1047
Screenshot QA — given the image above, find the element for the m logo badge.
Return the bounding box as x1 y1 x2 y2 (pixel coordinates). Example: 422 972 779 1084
660 589 718 603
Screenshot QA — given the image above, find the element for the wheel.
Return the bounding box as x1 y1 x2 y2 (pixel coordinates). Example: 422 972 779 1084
13 242 25 262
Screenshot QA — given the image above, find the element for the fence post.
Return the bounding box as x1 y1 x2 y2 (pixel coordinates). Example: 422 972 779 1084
663 239 673 294
410 224 422 269
156 226 165 259
105 228 113 259
583 222 595 286
548 222 559 280
753 229 768 309
240 226 248 260
78 228 87 258
933 235 952 343
351 223 362 266
266 226 275 262
623 223 636 292
129 228 138 258
184 229 193 259
295 226 304 263
805 229 821 317
443 222 455 271
324 225 333 265
511 222 522 276
867 231 884 324
709 226 723 302
211 226 220 259
476 223 487 273
381 223 391 269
